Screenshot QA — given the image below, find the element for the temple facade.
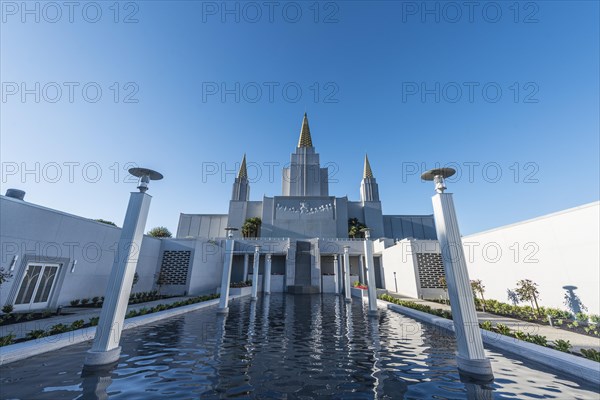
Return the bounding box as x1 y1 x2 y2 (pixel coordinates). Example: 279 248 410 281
176 114 438 293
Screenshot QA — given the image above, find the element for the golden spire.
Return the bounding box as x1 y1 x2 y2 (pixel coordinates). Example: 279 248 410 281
297 112 313 148
363 154 374 179
237 154 248 179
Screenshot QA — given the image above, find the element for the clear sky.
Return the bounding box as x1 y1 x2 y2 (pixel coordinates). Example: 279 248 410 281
1 1 599 235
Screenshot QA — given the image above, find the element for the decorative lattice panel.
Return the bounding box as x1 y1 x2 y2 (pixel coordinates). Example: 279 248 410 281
416 253 445 289
159 250 191 285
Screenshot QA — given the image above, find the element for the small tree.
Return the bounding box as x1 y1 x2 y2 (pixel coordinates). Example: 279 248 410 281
0 268 12 286
148 226 172 238
471 279 486 312
131 272 139 289
155 271 166 292
241 217 262 238
95 219 117 226
515 279 541 316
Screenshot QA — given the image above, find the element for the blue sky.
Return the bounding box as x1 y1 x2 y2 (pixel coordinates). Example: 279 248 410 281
1 1 598 235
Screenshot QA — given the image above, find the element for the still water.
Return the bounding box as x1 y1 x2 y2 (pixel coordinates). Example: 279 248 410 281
0 294 598 399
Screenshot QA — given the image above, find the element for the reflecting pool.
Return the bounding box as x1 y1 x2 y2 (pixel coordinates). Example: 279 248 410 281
0 294 598 399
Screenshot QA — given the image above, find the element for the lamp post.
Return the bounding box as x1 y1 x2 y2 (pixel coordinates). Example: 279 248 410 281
393 271 398 293
361 228 378 316
264 253 272 295
217 227 238 314
422 167 493 380
343 246 351 303
84 168 162 367
251 245 260 301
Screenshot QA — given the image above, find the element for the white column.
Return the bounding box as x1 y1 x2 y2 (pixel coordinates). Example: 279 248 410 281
359 255 365 285
264 253 272 294
343 246 351 303
432 191 493 379
217 237 235 314
85 191 151 366
243 253 249 282
363 234 378 316
251 245 260 301
333 254 340 295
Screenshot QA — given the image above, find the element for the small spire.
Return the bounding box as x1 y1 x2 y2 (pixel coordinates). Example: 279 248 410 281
237 154 248 179
297 112 313 148
363 154 374 179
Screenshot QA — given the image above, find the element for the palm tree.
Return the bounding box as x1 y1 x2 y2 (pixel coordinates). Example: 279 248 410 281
148 226 172 238
348 218 367 238
470 279 486 312
515 279 541 316
242 217 262 238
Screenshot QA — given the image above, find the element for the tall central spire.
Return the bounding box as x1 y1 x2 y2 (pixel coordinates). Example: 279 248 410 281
297 113 313 148
363 154 374 179
237 154 248 179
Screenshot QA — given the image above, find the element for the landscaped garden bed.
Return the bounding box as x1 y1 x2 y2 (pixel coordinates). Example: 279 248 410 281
379 294 600 363
0 305 72 327
0 294 219 347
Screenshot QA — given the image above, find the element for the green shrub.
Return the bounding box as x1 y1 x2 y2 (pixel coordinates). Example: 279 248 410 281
525 334 548 346
25 313 34 321
514 331 527 341
575 312 589 323
80 298 89 305
49 324 68 335
553 339 572 353
26 330 48 339
125 310 139 318
480 321 493 331
41 310 52 318
2 304 14 314
91 297 100 304
70 320 84 330
88 317 99 326
13 314 22 322
589 314 600 325
580 348 600 362
70 299 80 306
0 333 15 346
495 324 511 336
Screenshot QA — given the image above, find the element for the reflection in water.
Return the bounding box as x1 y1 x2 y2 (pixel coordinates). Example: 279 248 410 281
1 294 598 399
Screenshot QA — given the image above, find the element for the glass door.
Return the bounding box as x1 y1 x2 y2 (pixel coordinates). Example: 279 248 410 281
13 263 60 312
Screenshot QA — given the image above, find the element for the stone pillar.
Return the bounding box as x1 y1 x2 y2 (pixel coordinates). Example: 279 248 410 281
264 254 272 294
243 253 249 281
431 191 493 379
343 246 351 303
217 237 235 314
285 240 296 290
359 255 365 285
85 191 151 366
251 245 260 301
363 233 378 316
333 254 340 295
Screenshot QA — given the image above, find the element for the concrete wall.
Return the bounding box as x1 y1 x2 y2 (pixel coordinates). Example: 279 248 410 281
0 196 162 311
464 202 600 315
176 214 229 238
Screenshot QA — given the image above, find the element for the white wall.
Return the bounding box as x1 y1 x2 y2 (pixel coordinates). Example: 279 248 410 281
463 202 600 315
0 196 162 310
380 239 419 298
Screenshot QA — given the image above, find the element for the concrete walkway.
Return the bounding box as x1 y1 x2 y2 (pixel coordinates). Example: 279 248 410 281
0 296 195 340
385 292 600 353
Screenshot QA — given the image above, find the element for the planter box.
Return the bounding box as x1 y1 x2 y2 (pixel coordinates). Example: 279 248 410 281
269 275 285 292
322 275 338 293
229 286 252 297
351 287 369 301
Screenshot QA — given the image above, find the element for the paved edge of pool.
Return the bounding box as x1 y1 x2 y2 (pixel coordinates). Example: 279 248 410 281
379 300 600 386
0 294 247 366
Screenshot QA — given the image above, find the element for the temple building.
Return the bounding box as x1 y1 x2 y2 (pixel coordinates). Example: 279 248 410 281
176 114 437 293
